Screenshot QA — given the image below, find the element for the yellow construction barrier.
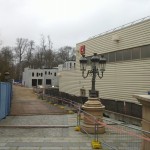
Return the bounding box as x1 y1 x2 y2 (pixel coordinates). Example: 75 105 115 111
91 140 102 149
68 110 74 114
59 106 64 109
74 126 80 131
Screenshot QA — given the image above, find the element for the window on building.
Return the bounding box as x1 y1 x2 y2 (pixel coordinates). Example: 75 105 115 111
32 72 34 77
70 63 72 68
103 53 108 62
45 71 47 75
116 51 123 61
46 79 51 85
97 44 150 63
32 79 37 86
54 72 56 76
36 73 38 77
48 71 50 75
132 47 140 60
141 45 150 58
38 79 42 85
41 73 43 77
123 49 131 61
109 52 116 62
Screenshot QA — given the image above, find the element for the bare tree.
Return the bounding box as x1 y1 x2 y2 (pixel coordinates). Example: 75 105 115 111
0 46 14 81
15 38 29 80
31 46 44 69
15 38 29 63
37 34 54 68
26 40 35 67
70 47 76 60
45 35 54 68
47 35 53 50
40 34 46 67
57 46 70 62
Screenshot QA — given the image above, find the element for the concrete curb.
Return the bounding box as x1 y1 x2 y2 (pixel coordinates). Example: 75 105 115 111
0 125 71 128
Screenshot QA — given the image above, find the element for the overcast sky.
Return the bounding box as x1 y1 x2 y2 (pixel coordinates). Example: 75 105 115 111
0 0 150 49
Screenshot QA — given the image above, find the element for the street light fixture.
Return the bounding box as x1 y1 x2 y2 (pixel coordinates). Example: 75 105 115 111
4 72 10 82
79 53 106 134
79 53 106 98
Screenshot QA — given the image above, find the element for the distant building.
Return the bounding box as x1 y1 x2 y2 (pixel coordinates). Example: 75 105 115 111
22 67 58 88
58 61 76 71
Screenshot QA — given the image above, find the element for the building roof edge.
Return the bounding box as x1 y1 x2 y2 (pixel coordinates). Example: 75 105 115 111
77 16 150 45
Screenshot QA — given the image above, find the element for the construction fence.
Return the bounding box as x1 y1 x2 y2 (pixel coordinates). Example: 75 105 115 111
42 92 150 150
0 82 12 120
45 88 142 119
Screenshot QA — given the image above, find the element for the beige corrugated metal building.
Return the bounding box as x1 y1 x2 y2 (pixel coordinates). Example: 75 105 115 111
59 17 150 103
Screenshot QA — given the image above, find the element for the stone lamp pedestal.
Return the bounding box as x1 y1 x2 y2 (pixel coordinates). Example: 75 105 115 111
81 97 105 134
133 95 150 150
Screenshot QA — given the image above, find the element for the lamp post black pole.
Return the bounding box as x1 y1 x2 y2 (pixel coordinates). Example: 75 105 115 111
4 72 10 82
91 65 96 97
80 53 106 98
92 65 96 92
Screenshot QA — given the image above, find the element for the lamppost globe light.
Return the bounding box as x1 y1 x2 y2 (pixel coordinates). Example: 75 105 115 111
90 53 100 70
99 55 106 72
79 55 87 71
4 72 10 82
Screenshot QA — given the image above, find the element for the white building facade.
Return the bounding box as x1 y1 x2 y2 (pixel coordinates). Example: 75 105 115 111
58 61 76 71
22 67 58 88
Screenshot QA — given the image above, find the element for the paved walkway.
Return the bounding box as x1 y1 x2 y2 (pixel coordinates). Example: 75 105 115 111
0 85 93 150
10 86 67 115
0 114 94 150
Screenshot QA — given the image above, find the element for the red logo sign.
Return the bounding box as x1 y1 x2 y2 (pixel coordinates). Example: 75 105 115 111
80 45 85 55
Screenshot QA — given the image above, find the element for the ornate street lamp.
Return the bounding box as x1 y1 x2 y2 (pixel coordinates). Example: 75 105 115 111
80 53 106 98
4 72 10 82
79 53 106 134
